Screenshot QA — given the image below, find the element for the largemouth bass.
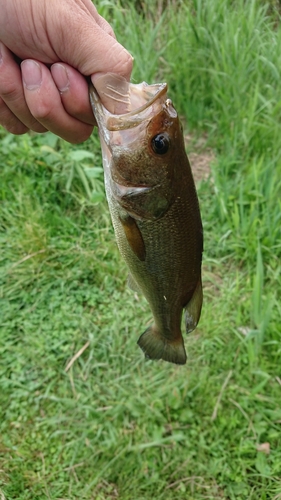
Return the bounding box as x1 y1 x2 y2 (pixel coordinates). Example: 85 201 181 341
90 75 203 365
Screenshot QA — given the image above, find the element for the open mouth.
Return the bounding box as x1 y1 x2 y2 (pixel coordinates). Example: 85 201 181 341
89 75 167 199
89 76 167 134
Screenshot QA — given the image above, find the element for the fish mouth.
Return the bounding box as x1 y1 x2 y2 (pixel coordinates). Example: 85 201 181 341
89 76 167 140
89 75 168 199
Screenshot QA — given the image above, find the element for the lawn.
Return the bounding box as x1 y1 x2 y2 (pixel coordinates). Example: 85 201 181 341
1 1 281 499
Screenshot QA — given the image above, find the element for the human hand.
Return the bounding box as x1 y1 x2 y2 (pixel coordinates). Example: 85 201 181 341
0 0 133 143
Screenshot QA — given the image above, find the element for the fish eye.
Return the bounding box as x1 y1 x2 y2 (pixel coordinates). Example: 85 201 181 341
151 133 170 155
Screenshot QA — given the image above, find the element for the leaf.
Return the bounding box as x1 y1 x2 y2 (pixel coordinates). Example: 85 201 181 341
68 150 95 162
44 132 59 148
74 164 92 199
91 192 105 203
65 164 75 192
40 145 61 157
83 167 104 179
255 451 271 476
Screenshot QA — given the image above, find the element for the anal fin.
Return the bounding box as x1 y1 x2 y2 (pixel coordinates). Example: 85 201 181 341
127 273 142 294
184 278 203 334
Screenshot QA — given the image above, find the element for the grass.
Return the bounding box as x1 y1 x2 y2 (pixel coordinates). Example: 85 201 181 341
1 0 281 498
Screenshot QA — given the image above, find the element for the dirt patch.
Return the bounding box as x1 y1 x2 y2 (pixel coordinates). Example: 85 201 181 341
184 134 215 184
95 481 119 499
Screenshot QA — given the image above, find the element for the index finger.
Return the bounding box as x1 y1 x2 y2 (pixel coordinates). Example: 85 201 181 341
22 60 93 143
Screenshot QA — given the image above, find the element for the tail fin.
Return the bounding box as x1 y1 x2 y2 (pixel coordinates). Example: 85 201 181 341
137 326 187 365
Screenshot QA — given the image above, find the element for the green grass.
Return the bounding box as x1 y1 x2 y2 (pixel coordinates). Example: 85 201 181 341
1 1 281 499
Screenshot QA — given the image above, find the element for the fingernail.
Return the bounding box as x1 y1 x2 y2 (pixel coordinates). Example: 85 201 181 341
21 60 42 90
0 42 3 65
51 63 70 93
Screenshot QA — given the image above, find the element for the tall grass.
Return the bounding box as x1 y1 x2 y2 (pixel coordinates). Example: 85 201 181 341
1 1 281 499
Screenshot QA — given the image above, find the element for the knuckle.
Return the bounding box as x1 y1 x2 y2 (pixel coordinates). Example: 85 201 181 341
0 82 20 102
4 120 29 135
29 121 47 133
68 126 93 144
32 104 52 122
0 98 28 134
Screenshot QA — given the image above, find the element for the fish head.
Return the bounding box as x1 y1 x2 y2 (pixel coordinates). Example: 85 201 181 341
90 75 186 220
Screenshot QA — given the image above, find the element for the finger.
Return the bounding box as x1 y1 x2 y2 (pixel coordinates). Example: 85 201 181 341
1 1 133 81
97 15 116 39
0 42 46 133
0 96 29 135
21 59 93 143
91 73 131 114
49 5 133 80
80 0 116 38
50 63 96 126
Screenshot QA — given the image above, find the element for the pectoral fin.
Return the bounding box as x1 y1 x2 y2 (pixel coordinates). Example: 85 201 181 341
184 278 203 333
119 214 146 261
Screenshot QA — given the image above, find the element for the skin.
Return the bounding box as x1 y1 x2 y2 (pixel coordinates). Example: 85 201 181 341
0 0 133 143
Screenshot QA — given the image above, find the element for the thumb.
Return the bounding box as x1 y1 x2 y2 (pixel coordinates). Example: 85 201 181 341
51 6 133 80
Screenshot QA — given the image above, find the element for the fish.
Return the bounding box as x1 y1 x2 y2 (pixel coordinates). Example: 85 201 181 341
90 74 203 365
